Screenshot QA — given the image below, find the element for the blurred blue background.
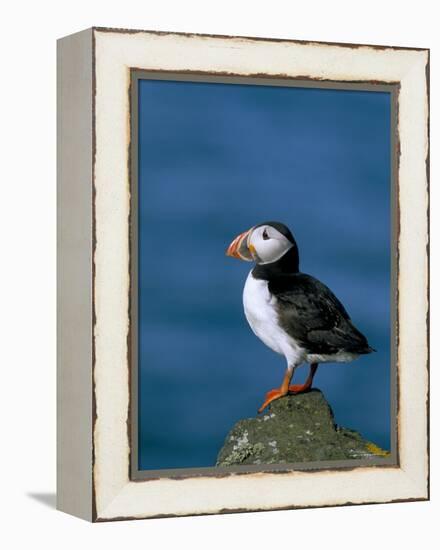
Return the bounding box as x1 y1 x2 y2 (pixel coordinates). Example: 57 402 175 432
138 79 391 470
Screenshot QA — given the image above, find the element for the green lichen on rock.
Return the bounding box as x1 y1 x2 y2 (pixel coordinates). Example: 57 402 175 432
216 390 389 466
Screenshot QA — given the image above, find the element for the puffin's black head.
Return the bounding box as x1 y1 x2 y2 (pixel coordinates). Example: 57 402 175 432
226 221 298 268
254 221 296 246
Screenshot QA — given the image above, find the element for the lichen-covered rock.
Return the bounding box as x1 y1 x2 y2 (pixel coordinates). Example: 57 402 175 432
216 390 389 466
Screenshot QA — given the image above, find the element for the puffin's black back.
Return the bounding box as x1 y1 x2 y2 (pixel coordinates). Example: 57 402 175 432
252 221 374 355
269 273 374 355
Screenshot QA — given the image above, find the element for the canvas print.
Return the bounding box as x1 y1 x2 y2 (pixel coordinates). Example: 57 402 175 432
135 77 393 472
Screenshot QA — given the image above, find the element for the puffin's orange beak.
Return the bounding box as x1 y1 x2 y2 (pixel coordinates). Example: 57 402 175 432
226 229 254 261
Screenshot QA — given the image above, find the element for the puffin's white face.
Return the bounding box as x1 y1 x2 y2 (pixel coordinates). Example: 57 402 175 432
226 224 294 265
248 225 294 264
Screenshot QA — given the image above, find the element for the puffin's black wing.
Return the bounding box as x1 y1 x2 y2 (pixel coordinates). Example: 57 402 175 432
269 273 373 356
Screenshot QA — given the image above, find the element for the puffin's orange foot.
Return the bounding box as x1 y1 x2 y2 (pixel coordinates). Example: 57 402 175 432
288 363 319 394
258 388 288 413
288 381 312 394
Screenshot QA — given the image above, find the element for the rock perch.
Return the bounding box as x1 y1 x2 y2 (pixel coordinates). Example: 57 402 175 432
216 390 389 466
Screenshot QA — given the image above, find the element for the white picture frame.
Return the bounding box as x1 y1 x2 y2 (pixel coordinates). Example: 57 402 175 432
57 27 429 521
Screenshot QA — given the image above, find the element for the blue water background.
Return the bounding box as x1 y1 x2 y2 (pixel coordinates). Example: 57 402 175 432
138 80 391 470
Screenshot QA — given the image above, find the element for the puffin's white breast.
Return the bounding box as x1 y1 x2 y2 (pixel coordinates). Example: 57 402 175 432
242 271 304 366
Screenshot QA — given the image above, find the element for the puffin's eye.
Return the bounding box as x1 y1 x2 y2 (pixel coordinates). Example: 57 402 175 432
262 229 270 240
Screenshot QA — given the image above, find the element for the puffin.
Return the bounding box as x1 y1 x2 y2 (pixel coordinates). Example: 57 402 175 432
226 221 374 413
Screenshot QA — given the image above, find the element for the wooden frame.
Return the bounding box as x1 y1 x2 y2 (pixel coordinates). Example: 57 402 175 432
57 27 429 522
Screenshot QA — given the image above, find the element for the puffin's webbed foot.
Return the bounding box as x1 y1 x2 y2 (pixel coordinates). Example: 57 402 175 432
288 382 312 394
258 363 319 413
288 363 319 394
258 388 288 413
